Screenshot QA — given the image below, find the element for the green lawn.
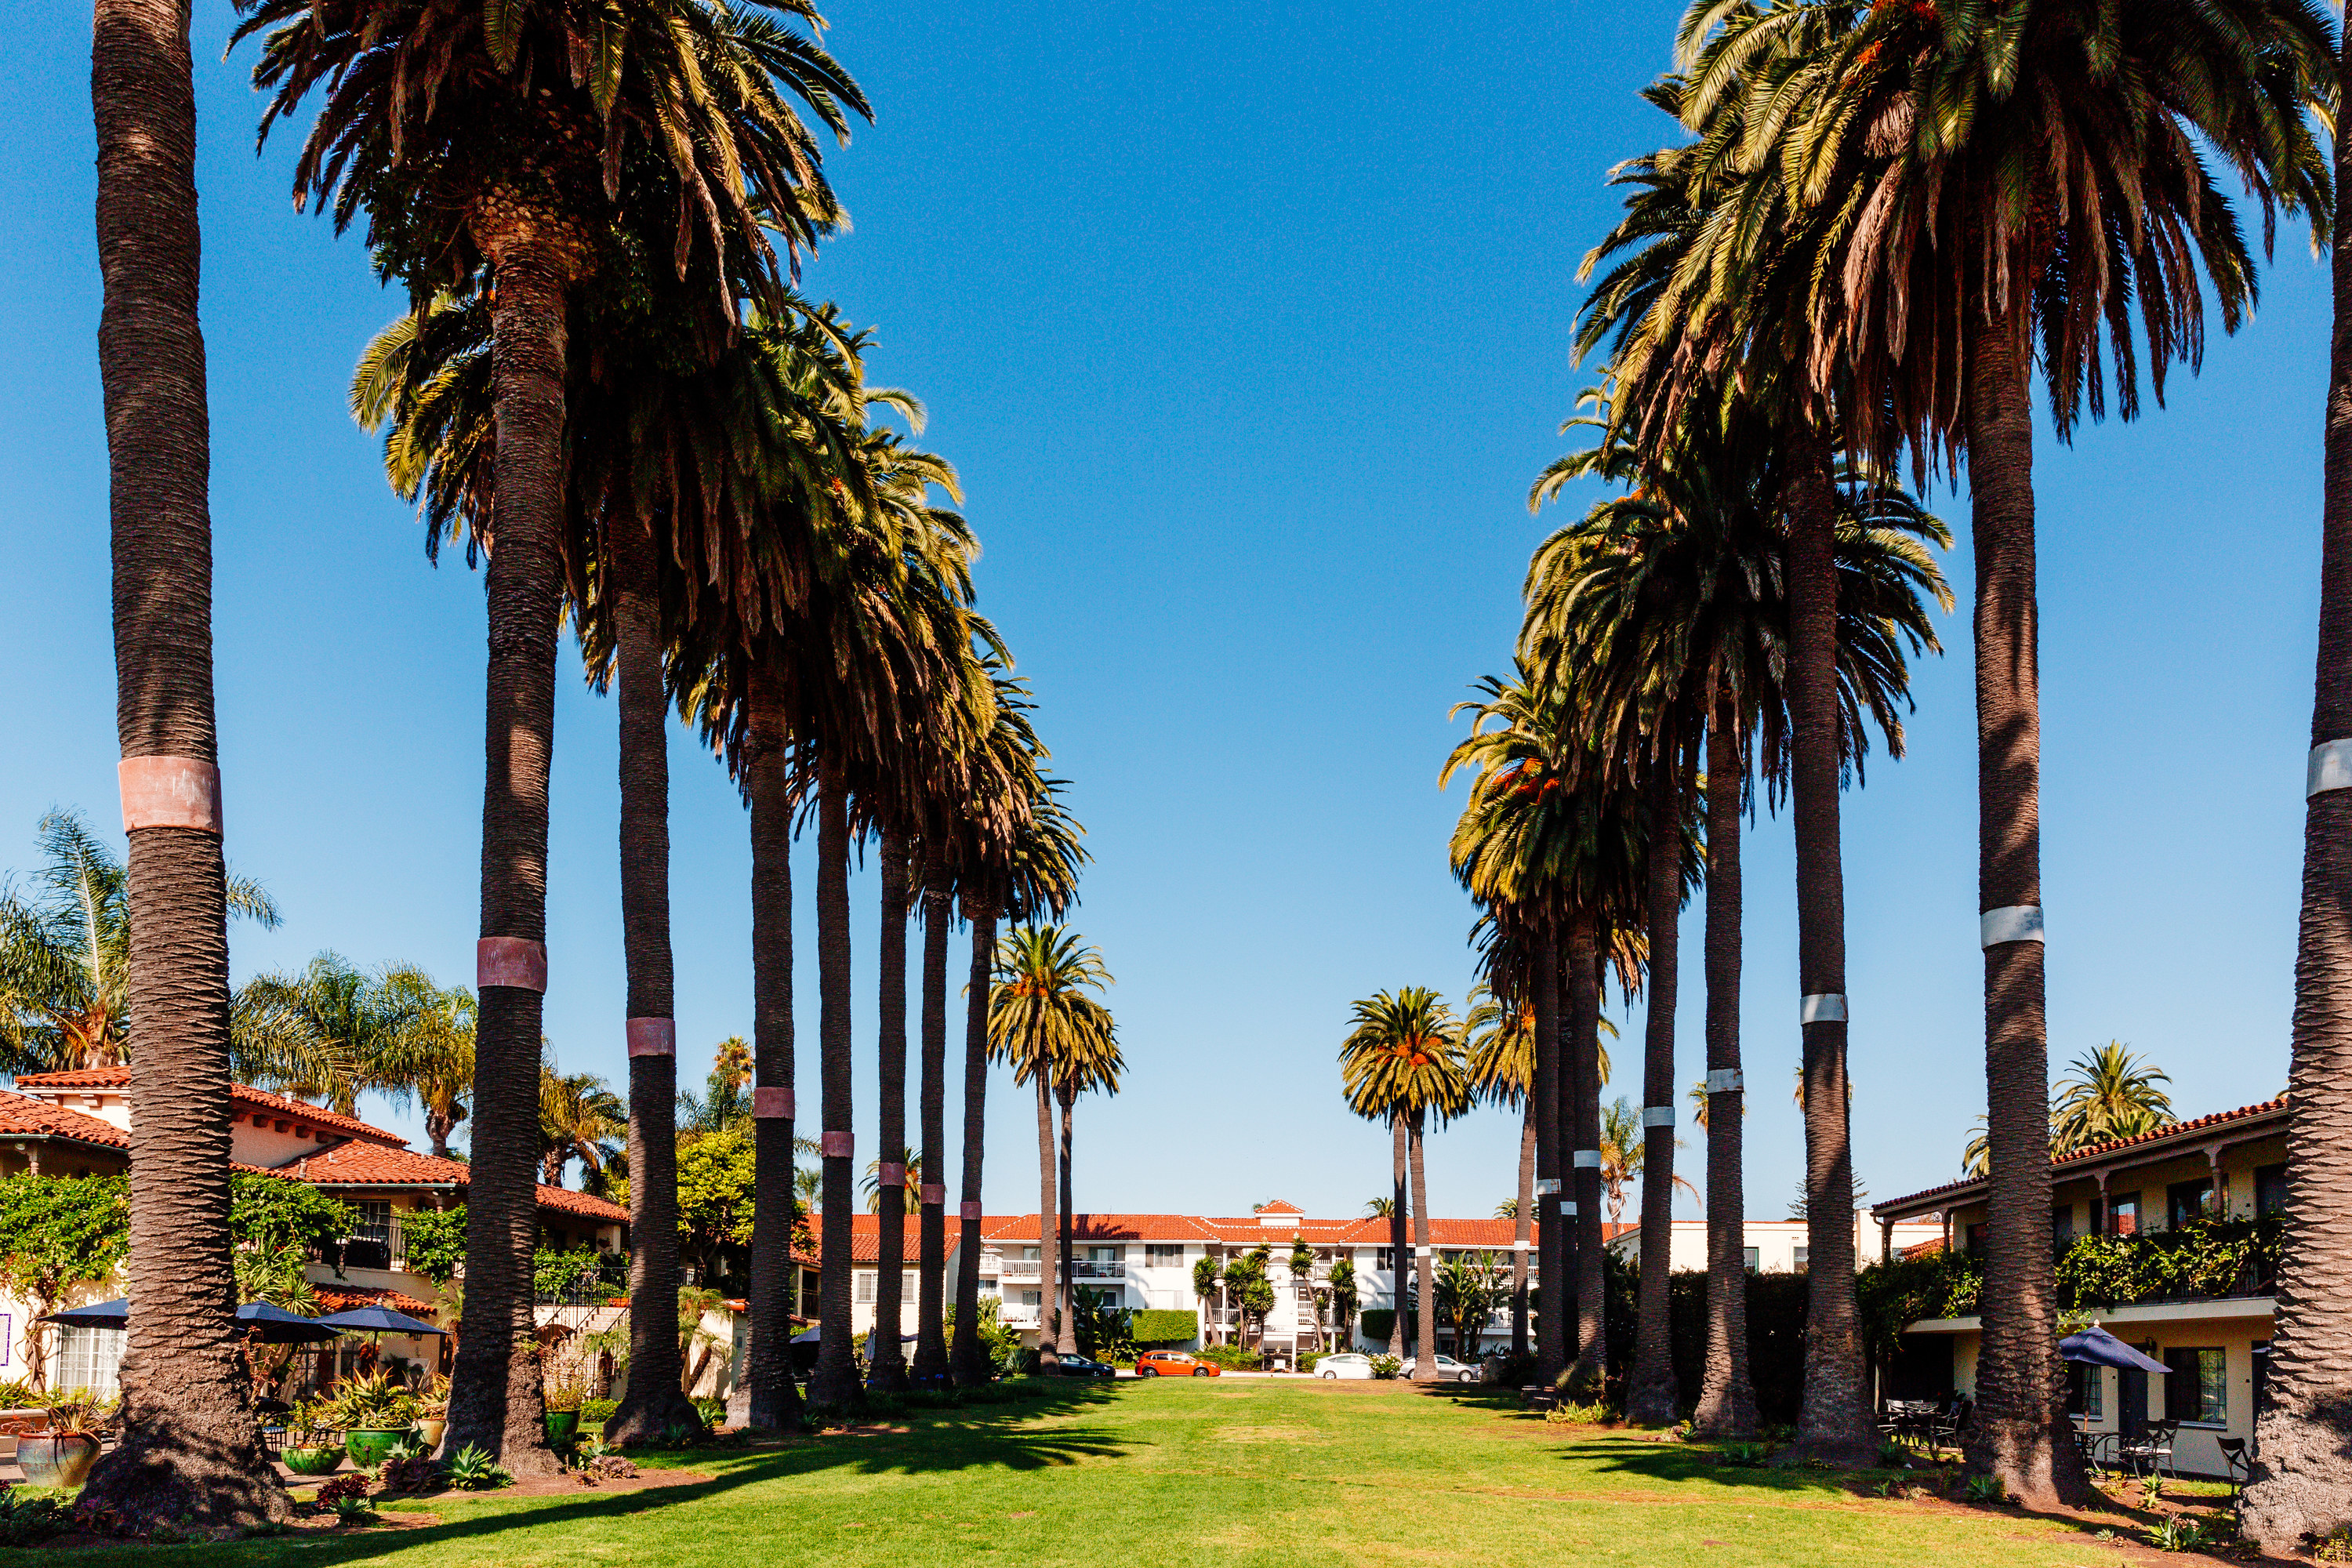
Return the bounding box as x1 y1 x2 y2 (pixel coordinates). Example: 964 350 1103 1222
31 1381 2196 1565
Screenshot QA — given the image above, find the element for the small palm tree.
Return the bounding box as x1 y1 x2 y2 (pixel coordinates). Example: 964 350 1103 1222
539 1057 626 1189
2050 1044 2175 1155
862 1149 924 1215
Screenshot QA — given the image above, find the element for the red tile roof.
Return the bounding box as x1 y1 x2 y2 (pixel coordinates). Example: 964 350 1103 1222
282 1141 628 1225
975 1213 1561 1249
314 1283 437 1316
15 1067 408 1148
1874 1097 2290 1218
1254 1199 1304 1214
0 1090 128 1149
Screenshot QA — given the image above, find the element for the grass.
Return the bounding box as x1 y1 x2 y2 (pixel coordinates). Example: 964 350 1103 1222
24 1381 2180 1566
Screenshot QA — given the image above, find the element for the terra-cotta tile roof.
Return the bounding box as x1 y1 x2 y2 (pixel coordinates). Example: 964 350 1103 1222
313 1283 437 1316
1873 1096 2290 1218
282 1140 627 1225
0 1090 128 1149
15 1066 408 1148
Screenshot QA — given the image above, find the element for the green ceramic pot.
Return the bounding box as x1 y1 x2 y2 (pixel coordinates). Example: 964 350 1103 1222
343 1428 414 1467
281 1445 346 1476
16 1432 100 1488
543 1410 580 1447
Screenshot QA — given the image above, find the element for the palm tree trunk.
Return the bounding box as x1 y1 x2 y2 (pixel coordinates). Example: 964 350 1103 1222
950 899 996 1385
1959 311 2085 1506
809 761 860 1408
1511 1102 1534 1361
867 828 912 1391
1387 1116 1408 1359
1410 1110 1437 1381
1056 1091 1080 1357
2245 64 2352 1538
1782 439 1876 1462
1034 1063 1061 1369
441 231 577 1479
1629 746 1683 1427
80 0 285 1520
1566 915 1606 1395
733 657 803 1432
1693 695 1759 1437
607 509 702 1443
911 863 953 1385
1534 938 1565 1387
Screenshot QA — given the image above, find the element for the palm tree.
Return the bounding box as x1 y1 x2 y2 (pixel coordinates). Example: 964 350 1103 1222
539 1058 626 1189
1718 0 2327 1502
867 830 916 1391
374 983 475 1158
2050 1044 2176 1155
1340 986 1471 1384
78 0 293 1518
990 924 1119 1363
1 810 279 1076
863 1149 924 1214
241 0 869 1474
233 953 443 1116
1465 981 1536 1358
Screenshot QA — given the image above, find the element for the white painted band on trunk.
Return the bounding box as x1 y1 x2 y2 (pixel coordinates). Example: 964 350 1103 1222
960 1200 983 1221
1799 993 1848 1024
820 1131 854 1159
1980 905 2045 947
920 1183 946 1204
1573 1150 1602 1169
2310 739 2352 797
1559 1200 1577 1216
1534 1178 1560 1196
1704 1069 1744 1094
752 1086 793 1119
625 1018 676 1057
1642 1106 1675 1127
477 937 548 992
880 1163 907 1186
118 757 223 834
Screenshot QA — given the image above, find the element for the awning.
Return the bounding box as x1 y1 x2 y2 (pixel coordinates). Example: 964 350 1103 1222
2059 1324 2170 1374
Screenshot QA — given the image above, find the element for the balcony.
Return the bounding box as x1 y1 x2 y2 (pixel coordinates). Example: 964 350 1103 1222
999 1303 1043 1329
992 1258 1128 1283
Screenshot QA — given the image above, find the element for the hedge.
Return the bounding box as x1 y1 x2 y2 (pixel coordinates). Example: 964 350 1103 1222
1356 1308 1416 1347
1131 1309 1198 1345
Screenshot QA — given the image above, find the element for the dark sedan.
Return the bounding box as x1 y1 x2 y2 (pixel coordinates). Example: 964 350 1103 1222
1050 1353 1119 1379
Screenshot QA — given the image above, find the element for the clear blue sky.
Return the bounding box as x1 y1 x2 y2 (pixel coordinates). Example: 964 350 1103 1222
0 0 2324 1227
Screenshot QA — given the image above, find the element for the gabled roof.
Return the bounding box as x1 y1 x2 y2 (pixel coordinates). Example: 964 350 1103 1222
1873 1097 2290 1219
15 1066 408 1149
283 1141 628 1225
0 1090 128 1149
1254 1199 1303 1214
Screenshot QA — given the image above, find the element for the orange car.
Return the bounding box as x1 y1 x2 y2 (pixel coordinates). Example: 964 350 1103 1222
1134 1350 1220 1378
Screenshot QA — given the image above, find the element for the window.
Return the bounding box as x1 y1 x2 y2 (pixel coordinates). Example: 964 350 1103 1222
2083 1365 2103 1420
53 1326 124 1395
1376 1249 1396 1272
350 1199 391 1242
1792 1247 1809 1273
1742 1247 1760 1272
1021 1247 1039 1261
2052 1206 2074 1249
2167 1178 2215 1231
2256 1163 2289 1217
2107 1192 2141 1237
1964 1224 1985 1258
855 1270 875 1304
1087 1246 1122 1264
904 1269 918 1299
2163 1347 2227 1425
1145 1245 1184 1267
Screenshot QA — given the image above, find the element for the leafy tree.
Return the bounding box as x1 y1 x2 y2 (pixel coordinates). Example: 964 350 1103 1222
397 1207 469 1287
675 1125 757 1287
229 1174 354 1258
0 1174 128 1384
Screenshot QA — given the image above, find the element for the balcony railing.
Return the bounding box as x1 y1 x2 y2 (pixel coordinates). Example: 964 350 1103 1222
993 1258 1128 1283
999 1304 1043 1329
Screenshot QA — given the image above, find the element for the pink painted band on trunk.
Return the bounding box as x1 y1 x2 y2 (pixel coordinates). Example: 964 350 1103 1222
878 1163 906 1186
625 1018 676 1057
752 1086 794 1119
920 1184 946 1205
960 1200 983 1221
477 937 548 993
118 757 222 834
820 1131 854 1159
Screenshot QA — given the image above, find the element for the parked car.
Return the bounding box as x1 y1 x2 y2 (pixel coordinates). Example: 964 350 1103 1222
1050 1352 1119 1379
1134 1350 1220 1378
1316 1352 1376 1380
1399 1354 1481 1383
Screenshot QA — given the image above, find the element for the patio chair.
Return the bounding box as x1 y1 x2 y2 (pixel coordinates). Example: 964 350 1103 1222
2119 1421 2178 1480
2217 1438 2252 1499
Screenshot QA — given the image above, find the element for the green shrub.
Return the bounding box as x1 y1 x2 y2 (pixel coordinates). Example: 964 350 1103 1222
0 1488 68 1548
1298 1352 1323 1374
1131 1309 1199 1346
1197 1343 1261 1370
579 1397 618 1425
1370 1354 1402 1380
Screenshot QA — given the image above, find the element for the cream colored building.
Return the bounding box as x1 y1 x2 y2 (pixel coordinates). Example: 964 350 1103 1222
1606 1214 1945 1274
1873 1098 2286 1480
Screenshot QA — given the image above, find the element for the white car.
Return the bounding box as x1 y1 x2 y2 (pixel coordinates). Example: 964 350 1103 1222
1316 1352 1377 1380
1399 1353 1481 1383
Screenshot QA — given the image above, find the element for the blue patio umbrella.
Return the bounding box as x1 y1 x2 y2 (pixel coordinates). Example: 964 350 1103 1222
34 1298 341 1344
2059 1324 2170 1374
33 1298 126 1328
312 1305 445 1337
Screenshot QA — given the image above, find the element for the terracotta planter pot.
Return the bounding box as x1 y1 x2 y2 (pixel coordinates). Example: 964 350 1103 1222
16 1432 100 1488
282 1445 346 1476
343 1428 415 1467
543 1410 580 1447
416 1417 447 1451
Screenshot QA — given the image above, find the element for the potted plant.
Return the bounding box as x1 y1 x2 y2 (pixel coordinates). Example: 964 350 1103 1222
325 1370 420 1467
281 1397 347 1476
543 1370 586 1449
415 1374 449 1453
16 1390 109 1488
